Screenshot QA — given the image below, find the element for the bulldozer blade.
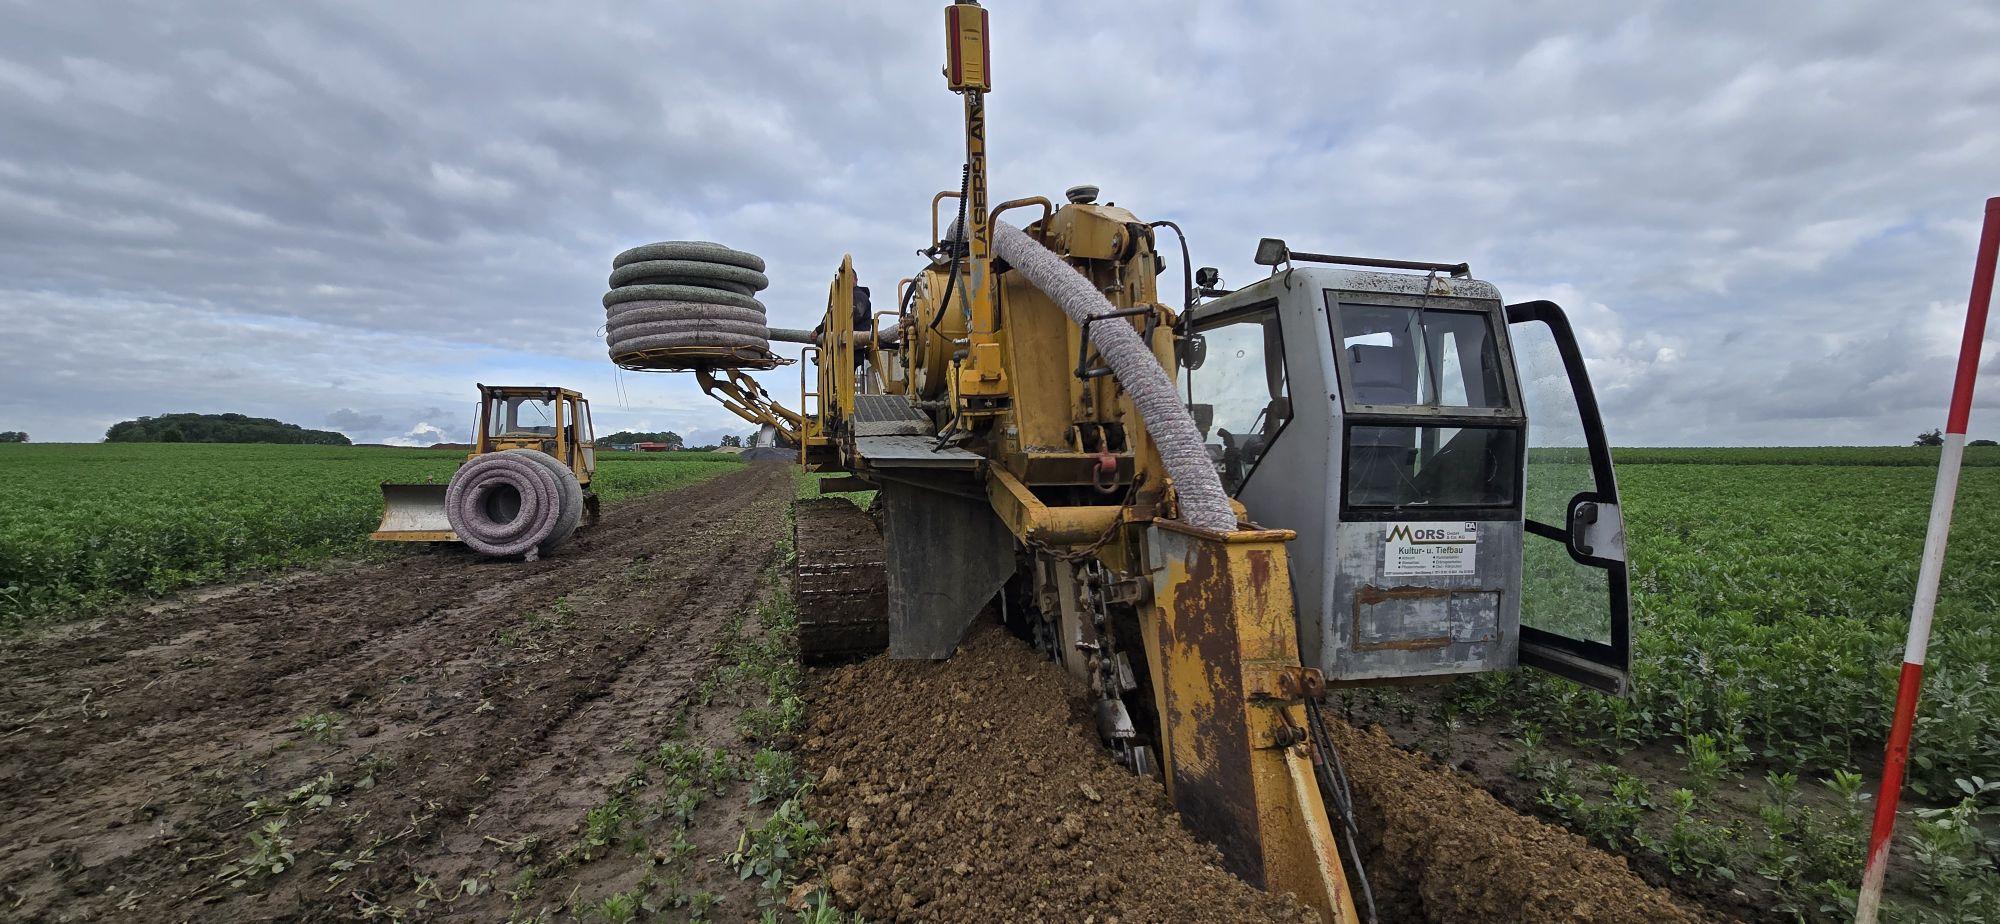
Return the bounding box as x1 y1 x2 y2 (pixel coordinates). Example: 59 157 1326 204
370 483 458 542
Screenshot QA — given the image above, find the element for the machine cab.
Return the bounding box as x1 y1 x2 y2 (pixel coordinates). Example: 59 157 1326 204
1180 248 1631 694
475 384 597 488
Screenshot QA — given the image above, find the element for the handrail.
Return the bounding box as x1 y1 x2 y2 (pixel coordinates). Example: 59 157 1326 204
871 310 907 394
990 196 1053 235
931 191 965 249
799 345 821 467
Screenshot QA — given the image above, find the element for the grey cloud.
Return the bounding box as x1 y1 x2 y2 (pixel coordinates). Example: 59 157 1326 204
1 1 1997 447
325 408 390 432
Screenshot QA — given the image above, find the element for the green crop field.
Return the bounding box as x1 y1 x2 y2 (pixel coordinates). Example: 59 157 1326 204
4 442 1994 917
0 443 741 629
1541 445 2000 467
1409 447 2000 921
1512 457 1998 790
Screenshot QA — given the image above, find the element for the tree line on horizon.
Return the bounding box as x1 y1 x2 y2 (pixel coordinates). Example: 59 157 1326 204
1913 428 1998 447
104 413 350 445
598 430 745 451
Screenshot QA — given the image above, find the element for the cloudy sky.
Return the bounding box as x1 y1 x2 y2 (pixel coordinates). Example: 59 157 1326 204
1 0 1995 446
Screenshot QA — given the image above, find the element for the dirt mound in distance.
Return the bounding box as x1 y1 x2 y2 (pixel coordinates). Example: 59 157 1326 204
1320 718 1721 923
801 623 1318 923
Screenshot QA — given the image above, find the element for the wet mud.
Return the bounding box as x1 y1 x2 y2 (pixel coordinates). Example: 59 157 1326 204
0 463 794 922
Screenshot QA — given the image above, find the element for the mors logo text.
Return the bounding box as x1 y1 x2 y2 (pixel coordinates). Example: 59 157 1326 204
1385 523 1478 544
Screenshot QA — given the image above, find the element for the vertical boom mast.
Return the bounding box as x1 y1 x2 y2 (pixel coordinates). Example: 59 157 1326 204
944 3 1008 416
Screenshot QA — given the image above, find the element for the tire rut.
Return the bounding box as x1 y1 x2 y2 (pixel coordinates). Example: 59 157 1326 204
0 463 793 922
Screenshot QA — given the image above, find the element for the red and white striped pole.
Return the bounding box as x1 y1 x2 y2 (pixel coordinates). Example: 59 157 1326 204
1854 195 2000 924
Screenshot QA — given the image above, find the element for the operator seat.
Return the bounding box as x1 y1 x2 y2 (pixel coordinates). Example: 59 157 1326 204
1345 344 1420 504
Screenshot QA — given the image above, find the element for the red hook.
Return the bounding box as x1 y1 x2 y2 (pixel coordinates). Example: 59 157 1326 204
1092 448 1119 494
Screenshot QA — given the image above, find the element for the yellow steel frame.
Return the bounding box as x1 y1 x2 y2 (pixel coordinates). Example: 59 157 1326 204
1144 521 1359 923
697 367 803 446
474 385 594 487
377 530 455 542
684 5 1363 919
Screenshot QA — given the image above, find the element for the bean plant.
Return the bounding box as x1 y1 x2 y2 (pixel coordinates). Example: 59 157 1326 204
1455 450 2000 919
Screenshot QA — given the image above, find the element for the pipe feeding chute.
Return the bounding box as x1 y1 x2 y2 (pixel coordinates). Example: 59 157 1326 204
992 221 1236 533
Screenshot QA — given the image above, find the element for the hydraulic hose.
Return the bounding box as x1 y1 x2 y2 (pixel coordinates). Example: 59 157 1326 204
992 222 1236 532
1149 219 1198 406
930 164 970 333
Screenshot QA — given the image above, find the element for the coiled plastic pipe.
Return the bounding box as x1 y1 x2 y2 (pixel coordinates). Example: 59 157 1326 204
444 449 584 559
603 242 772 362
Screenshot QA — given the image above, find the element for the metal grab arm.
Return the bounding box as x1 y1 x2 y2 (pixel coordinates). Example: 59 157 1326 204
695 367 803 445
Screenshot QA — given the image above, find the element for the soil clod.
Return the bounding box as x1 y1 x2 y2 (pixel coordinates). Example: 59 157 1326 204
804 620 1730 923
0 463 795 921
1321 718 1724 923
802 623 1319 923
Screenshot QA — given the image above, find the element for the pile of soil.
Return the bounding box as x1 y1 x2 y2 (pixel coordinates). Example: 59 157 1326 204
803 618 1728 923
1319 719 1720 923
801 623 1318 923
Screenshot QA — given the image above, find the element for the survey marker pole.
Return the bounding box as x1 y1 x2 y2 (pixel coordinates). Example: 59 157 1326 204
1854 195 2000 924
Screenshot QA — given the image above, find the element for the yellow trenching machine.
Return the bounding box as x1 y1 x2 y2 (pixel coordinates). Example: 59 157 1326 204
666 5 1634 920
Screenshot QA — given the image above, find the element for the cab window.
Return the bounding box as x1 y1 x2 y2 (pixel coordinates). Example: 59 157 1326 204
489 396 557 437
1346 424 1520 509
1182 304 1290 495
1333 300 1509 410
1331 294 1521 512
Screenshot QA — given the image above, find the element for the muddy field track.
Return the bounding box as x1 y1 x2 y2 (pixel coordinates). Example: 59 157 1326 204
0 463 796 921
6 464 1731 923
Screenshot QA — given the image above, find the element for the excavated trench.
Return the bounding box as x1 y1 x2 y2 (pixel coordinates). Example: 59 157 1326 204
1318 719 1717 923
803 621 1724 923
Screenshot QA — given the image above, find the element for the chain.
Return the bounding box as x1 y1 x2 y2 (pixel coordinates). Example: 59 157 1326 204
1021 473 1147 564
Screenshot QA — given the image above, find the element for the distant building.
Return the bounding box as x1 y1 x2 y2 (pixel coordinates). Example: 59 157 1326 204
633 441 673 452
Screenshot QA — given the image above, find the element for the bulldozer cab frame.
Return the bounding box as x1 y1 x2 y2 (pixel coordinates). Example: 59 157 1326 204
370 385 599 544
473 384 595 488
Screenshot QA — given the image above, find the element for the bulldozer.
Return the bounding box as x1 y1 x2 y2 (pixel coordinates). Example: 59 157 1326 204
644 4 1632 920
371 384 600 559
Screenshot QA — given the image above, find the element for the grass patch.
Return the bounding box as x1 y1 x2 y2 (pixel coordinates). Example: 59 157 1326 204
521 519 848 922
1438 450 2000 921
0 443 738 629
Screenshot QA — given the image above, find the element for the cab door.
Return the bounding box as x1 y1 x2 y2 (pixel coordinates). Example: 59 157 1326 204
1504 300 1632 695
574 397 596 480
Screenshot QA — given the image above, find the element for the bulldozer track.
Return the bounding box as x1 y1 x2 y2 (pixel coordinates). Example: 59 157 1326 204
792 496 889 661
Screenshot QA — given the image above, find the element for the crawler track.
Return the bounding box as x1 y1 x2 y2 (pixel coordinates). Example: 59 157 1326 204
792 496 888 661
